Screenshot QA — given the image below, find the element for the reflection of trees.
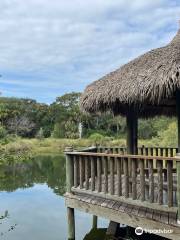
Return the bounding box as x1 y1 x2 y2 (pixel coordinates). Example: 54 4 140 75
0 155 66 196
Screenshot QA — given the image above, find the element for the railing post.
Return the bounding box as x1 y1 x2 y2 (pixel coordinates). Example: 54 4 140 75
65 146 75 240
65 146 74 193
176 153 180 224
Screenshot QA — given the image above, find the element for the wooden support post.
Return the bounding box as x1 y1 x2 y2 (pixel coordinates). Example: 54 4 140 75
132 158 137 199
124 157 129 198
65 147 74 193
177 90 180 153
126 106 138 194
67 207 75 240
91 156 95 191
176 90 180 223
157 160 163 205
110 157 114 195
167 160 173 207
97 156 102 192
104 156 108 194
117 157 122 196
126 106 138 155
74 155 79 188
65 147 75 240
79 156 83 189
92 215 98 229
149 159 154 203
176 155 180 224
140 158 145 201
85 156 89 190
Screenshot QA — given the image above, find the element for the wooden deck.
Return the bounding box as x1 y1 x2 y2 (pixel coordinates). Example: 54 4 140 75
65 146 180 240
65 192 180 239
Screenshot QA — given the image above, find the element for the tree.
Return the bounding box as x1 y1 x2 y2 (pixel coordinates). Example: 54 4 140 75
51 92 82 138
7 116 36 137
0 97 53 138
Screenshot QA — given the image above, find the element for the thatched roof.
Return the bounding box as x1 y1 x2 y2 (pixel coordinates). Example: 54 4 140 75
80 26 180 117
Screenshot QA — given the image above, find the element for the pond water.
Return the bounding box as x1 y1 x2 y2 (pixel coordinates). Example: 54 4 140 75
0 155 169 240
0 155 108 240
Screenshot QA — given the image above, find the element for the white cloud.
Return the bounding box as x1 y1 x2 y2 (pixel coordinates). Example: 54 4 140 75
0 0 180 102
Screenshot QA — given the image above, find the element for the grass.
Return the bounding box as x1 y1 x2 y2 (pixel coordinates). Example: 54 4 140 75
0 137 168 156
0 134 175 164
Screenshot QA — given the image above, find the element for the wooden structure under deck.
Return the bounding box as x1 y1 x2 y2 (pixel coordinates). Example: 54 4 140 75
65 146 180 240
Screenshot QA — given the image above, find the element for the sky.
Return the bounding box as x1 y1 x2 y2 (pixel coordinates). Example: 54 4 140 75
0 0 180 104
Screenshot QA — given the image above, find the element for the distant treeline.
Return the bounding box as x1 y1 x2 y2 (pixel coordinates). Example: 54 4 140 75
0 92 176 140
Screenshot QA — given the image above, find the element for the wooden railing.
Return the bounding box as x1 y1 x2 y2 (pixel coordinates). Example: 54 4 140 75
65 148 180 222
98 146 178 157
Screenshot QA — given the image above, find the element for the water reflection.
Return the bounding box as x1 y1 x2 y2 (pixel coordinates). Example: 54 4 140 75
0 155 108 240
0 154 66 195
0 155 168 240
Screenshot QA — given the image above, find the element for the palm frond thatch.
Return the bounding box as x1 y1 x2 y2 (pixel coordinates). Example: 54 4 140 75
80 27 180 117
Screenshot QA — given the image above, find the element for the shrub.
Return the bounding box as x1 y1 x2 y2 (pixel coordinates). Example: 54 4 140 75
89 133 104 145
5 142 31 154
157 122 177 147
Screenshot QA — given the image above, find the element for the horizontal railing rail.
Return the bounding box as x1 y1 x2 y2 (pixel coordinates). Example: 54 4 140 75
74 146 97 153
98 146 178 157
66 151 176 161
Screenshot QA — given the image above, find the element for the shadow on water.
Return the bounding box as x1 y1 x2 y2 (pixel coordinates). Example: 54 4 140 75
83 227 169 240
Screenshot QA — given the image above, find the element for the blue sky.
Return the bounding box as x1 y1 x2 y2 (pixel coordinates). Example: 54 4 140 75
0 0 180 103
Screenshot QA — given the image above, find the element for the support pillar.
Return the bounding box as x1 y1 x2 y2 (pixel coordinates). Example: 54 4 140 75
67 207 75 240
126 106 138 191
65 147 75 239
177 91 180 152
126 106 138 233
176 91 180 223
126 106 138 155
92 215 98 229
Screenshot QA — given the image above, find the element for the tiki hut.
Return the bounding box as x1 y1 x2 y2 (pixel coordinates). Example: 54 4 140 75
80 23 180 154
